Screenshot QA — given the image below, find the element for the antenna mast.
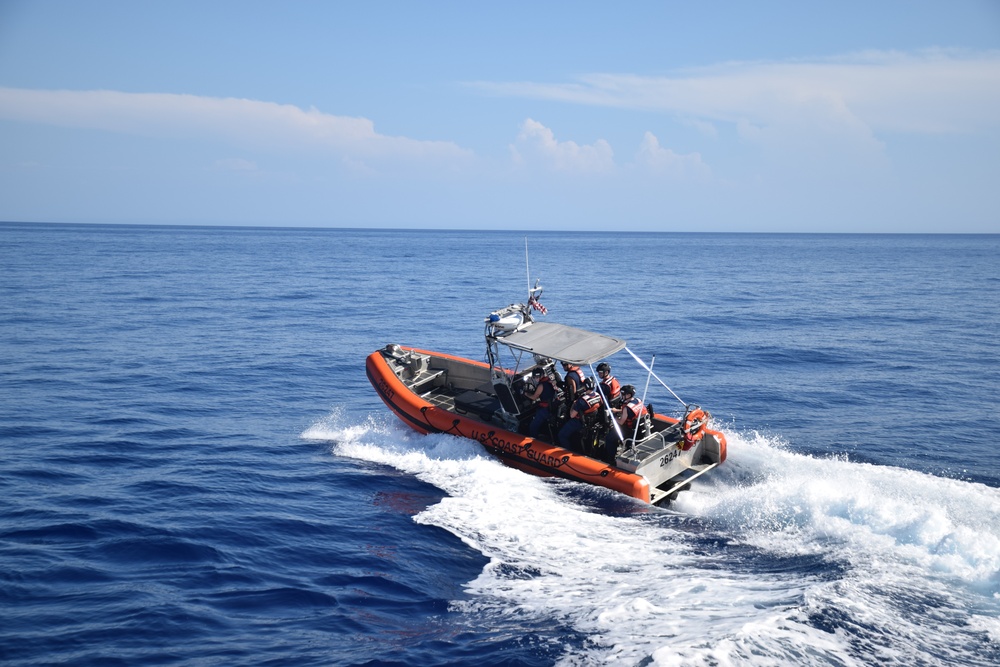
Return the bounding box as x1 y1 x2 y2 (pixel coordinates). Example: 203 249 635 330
524 237 531 299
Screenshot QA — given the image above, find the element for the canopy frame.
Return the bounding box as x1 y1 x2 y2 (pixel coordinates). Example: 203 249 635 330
491 321 626 366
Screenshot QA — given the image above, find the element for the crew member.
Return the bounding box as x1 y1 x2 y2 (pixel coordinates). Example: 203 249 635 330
596 362 621 408
558 378 602 451
561 361 586 406
604 384 648 462
524 367 556 438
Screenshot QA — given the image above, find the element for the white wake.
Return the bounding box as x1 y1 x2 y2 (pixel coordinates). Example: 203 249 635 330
304 411 1000 666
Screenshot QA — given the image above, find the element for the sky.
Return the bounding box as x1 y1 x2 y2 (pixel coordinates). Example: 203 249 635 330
1 1 999 232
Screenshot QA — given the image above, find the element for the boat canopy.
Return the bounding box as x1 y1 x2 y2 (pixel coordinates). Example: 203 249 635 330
494 321 626 365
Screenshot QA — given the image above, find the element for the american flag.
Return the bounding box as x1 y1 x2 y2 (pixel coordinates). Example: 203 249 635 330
528 296 548 315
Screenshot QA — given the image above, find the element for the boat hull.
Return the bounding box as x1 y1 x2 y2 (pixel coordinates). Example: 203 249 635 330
366 346 728 504
366 348 652 502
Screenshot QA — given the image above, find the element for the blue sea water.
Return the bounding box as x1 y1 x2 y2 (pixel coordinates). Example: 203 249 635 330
1 222 999 666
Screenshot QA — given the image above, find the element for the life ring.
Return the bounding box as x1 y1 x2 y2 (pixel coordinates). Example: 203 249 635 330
681 407 709 450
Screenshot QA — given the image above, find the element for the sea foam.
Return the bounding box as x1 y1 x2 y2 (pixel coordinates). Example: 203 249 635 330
305 411 1000 666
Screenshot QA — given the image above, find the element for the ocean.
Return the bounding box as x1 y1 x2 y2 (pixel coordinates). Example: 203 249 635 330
1 222 998 666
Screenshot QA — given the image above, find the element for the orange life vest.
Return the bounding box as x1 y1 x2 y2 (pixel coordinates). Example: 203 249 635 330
564 367 585 394
622 397 647 430
600 376 621 402
574 390 602 417
534 375 555 408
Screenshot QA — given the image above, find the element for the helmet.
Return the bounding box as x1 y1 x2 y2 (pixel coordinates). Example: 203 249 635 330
621 384 636 396
597 362 610 374
582 377 594 390
531 367 544 378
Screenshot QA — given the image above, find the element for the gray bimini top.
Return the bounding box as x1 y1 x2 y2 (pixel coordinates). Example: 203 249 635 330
494 321 626 366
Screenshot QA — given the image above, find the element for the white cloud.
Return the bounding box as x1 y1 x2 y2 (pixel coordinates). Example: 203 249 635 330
510 118 615 172
635 131 710 178
0 87 473 165
475 50 1000 143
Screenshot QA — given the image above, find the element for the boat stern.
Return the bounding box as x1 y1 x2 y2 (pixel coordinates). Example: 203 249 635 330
616 429 725 505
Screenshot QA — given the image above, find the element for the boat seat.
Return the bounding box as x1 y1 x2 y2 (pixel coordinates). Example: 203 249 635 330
493 382 520 415
412 369 446 394
454 390 501 421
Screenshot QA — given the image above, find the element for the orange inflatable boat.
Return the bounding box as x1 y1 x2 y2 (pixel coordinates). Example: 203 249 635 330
366 283 726 505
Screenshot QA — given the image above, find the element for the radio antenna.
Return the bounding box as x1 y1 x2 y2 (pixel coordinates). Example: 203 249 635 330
524 237 531 299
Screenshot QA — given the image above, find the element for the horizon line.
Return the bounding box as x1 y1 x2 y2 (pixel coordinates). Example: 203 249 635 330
1 220 996 236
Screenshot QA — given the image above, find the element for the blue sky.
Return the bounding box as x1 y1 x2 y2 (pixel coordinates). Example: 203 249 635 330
1 1 998 232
